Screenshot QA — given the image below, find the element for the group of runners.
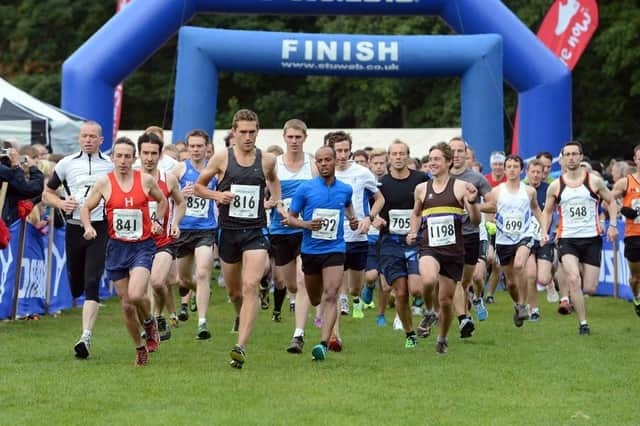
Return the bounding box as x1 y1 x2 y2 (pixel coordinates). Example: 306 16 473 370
42 109 640 367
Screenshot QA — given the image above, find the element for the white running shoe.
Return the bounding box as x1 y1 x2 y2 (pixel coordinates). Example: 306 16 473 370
393 314 403 331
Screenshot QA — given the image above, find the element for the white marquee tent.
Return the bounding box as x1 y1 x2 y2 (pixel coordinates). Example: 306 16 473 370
0 77 84 154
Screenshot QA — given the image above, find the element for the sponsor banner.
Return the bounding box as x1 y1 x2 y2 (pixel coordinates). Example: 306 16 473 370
596 219 632 301
537 0 598 70
0 221 113 319
512 0 598 155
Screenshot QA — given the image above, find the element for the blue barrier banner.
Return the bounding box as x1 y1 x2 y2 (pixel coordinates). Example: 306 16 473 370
595 219 632 300
0 221 115 319
48 225 73 314
0 220 23 318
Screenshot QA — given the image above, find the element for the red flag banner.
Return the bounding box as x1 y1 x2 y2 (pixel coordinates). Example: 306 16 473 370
511 0 599 154
537 0 599 70
112 0 134 141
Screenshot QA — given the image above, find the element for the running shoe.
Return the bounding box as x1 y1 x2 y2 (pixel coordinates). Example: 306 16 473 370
459 317 475 338
74 337 90 359
135 346 148 366
169 314 179 329
633 298 640 318
546 287 560 303
376 314 387 327
178 303 189 322
405 335 417 349
579 323 591 335
197 321 211 340
259 285 270 310
157 316 171 341
435 338 448 354
513 304 525 327
313 317 323 328
189 295 197 312
364 301 376 310
392 314 403 331
484 295 495 304
411 306 424 316
286 336 304 354
311 343 327 361
229 345 246 369
144 318 160 352
558 300 573 315
352 301 364 319
272 311 282 323
530 310 541 322
417 312 437 338
361 285 374 305
517 303 530 321
328 337 343 352
231 316 239 334
339 296 350 316
472 298 488 321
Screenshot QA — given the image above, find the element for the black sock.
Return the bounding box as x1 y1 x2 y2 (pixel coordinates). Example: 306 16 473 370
273 288 287 312
320 341 328 348
406 331 416 338
353 297 360 304
457 315 466 324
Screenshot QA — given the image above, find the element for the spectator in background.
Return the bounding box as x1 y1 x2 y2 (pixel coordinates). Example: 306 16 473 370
611 160 631 183
408 157 420 171
485 151 507 187
162 144 179 161
0 141 44 224
352 150 369 167
420 154 430 174
31 143 49 160
465 145 477 170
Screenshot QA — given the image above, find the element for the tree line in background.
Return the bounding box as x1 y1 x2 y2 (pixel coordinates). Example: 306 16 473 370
1 0 638 163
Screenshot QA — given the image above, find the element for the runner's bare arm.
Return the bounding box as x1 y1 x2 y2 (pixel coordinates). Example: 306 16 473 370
264 152 287 218
528 186 543 226
167 174 186 232
593 174 619 242
540 180 559 245
145 174 168 223
456 179 480 225
407 182 425 245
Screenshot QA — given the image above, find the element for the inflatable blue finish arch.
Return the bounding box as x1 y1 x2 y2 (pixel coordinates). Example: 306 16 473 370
174 28 503 163
62 0 571 162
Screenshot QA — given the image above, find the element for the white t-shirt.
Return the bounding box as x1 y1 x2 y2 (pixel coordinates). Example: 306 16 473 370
335 162 380 243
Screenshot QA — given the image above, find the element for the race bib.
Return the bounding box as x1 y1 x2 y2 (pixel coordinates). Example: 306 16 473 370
503 213 525 236
633 199 640 224
530 216 541 240
185 196 209 218
282 198 292 212
564 200 592 225
426 215 456 247
148 201 163 225
311 208 340 240
388 209 412 235
74 175 98 208
113 209 143 240
229 184 260 219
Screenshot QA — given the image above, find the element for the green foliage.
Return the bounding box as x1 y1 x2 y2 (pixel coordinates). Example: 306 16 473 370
1 1 638 161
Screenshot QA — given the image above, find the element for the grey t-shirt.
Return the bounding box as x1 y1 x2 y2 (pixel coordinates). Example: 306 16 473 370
451 168 492 235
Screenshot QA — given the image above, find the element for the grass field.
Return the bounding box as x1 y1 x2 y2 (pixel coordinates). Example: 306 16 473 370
1 281 638 426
